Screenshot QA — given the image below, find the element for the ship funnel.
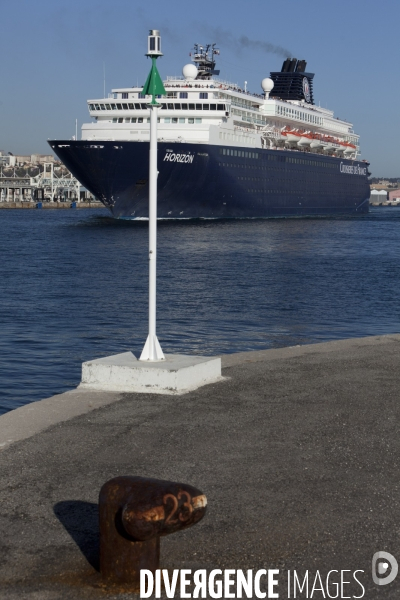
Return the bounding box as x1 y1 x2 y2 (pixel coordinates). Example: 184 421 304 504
270 59 315 104
296 60 307 72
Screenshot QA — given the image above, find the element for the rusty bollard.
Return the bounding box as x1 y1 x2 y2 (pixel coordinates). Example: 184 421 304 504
99 476 207 586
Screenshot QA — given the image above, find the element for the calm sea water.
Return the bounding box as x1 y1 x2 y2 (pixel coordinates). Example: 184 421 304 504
1 206 399 415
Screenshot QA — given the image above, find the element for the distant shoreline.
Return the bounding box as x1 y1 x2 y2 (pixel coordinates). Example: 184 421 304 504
0 201 104 210
1 201 398 210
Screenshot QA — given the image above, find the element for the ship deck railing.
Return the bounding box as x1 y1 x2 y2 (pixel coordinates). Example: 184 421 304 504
164 75 265 99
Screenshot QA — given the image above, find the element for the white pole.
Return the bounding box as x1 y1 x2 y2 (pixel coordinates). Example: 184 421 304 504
76 119 78 140
140 103 165 361
148 105 157 343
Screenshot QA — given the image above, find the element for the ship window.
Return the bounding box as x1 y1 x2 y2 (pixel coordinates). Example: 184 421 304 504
105 104 111 110
138 118 143 123
196 104 202 110
122 93 128 99
168 103 174 110
179 118 185 123
117 104 122 109
217 104 225 111
128 103 134 109
140 104 147 109
167 92 177 98
174 103 181 110
179 92 188 99
189 104 195 110
200 92 208 99
113 118 117 123
125 118 130 123
111 104 117 110
160 103 166 109
172 118 178 124
203 104 209 110
122 104 128 109
210 104 217 110
188 118 194 124
164 118 171 123
222 148 226 155
181 103 188 110
131 118 137 123
89 104 95 110
95 104 101 110
147 118 150 122
139 93 146 99
234 150 237 156
118 118 123 123
135 103 141 109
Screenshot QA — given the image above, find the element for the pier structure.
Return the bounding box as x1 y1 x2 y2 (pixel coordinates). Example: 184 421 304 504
0 152 95 204
0 335 399 598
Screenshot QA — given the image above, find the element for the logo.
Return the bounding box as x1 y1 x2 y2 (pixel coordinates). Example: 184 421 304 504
372 551 398 586
302 77 311 103
163 152 194 164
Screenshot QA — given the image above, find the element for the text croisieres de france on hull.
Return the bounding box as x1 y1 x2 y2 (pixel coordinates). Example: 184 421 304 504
140 568 366 598
340 162 367 176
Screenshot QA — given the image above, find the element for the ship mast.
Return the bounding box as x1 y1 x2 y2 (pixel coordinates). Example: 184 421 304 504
191 43 220 80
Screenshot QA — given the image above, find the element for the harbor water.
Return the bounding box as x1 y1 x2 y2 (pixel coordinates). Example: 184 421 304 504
1 207 399 415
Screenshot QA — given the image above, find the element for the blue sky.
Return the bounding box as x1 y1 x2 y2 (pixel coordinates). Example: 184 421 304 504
0 0 398 176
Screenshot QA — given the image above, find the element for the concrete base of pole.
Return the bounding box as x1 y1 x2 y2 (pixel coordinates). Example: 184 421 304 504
79 352 222 394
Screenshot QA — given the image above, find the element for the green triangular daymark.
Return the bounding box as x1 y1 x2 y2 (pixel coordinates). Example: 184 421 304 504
142 57 166 105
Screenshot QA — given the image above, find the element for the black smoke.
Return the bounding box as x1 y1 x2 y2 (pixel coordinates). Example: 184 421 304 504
237 35 291 58
202 27 292 58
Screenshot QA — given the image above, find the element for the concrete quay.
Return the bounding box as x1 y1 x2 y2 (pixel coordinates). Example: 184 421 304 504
1 334 400 599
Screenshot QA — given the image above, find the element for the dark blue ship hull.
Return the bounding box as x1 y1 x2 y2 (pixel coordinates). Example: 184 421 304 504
49 140 370 219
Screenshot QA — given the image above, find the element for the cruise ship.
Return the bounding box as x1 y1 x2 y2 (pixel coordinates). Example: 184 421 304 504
49 36 370 219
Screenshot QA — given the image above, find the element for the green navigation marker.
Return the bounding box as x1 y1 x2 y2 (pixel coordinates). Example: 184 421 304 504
142 57 166 105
